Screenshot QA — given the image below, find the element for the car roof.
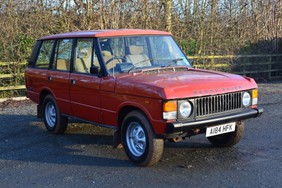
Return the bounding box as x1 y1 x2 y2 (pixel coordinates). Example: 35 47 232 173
39 29 172 40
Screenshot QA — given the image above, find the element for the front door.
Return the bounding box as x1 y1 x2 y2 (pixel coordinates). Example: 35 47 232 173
69 38 102 123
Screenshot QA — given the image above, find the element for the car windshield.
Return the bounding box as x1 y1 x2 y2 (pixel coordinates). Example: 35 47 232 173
98 35 191 75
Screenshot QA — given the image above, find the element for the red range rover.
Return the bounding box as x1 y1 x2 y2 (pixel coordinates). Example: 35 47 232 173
25 29 263 166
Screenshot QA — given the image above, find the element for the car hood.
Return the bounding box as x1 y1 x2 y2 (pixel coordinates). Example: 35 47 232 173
115 68 257 99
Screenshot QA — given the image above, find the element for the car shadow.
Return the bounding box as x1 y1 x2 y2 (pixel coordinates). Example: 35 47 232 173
0 114 133 168
0 113 245 168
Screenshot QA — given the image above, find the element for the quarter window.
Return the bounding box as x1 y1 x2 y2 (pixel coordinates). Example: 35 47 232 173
35 40 54 69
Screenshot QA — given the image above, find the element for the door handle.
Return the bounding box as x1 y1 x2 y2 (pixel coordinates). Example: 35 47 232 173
48 76 52 81
71 79 76 85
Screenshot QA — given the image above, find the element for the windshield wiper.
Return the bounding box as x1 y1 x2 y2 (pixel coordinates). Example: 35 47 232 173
128 58 159 73
128 65 140 73
167 58 183 66
128 58 184 72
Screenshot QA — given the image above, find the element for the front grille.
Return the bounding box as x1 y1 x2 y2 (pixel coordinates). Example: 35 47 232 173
195 92 242 117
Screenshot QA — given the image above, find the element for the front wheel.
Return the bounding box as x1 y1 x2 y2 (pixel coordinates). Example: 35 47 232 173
207 121 245 147
122 111 164 166
43 95 68 134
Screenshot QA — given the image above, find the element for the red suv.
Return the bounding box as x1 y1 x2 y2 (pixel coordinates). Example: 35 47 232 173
25 29 263 166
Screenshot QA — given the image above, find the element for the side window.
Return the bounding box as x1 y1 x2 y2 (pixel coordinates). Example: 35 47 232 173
74 38 100 74
53 39 73 71
35 40 54 69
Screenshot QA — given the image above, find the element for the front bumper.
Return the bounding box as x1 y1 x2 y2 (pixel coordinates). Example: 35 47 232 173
166 107 263 134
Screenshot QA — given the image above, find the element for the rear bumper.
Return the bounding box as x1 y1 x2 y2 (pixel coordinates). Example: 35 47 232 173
166 107 263 134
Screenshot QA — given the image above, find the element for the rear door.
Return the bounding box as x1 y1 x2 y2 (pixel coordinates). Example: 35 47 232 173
48 39 73 115
69 38 103 123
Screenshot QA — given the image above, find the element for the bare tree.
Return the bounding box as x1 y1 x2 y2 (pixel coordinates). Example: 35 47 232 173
0 0 281 62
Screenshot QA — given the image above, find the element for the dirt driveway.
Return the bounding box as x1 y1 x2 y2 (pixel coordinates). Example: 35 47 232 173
0 82 281 187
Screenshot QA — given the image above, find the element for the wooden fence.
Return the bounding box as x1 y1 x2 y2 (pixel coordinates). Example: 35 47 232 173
190 54 282 80
0 54 282 94
0 62 26 92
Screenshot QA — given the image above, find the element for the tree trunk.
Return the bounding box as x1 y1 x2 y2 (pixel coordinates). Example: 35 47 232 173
164 0 172 32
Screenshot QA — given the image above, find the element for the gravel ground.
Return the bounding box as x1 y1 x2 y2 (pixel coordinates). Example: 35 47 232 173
0 82 281 188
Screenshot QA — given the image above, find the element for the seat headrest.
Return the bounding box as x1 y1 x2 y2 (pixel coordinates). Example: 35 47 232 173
102 50 112 56
129 45 143 55
78 48 91 58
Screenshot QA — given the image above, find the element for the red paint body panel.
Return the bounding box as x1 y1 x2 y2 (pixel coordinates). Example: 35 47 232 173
25 68 71 114
25 68 48 104
100 90 164 133
47 70 72 115
114 68 257 99
70 73 102 123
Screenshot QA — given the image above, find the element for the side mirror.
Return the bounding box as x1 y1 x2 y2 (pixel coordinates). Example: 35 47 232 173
90 66 99 75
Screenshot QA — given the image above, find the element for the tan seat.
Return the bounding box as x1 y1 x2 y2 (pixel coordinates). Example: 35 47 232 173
75 48 92 73
102 50 112 63
103 50 121 70
126 46 151 67
56 59 70 71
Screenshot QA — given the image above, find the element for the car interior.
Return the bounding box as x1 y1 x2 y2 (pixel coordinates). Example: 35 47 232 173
100 38 152 74
74 48 92 73
125 45 151 67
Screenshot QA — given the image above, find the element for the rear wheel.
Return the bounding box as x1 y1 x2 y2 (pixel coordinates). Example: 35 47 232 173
207 121 245 147
122 111 164 166
43 95 68 134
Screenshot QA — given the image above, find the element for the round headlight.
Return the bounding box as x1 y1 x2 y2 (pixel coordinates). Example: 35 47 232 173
179 101 192 118
242 92 251 107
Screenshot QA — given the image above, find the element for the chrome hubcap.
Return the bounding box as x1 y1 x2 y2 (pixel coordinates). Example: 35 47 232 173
45 102 56 128
126 122 146 157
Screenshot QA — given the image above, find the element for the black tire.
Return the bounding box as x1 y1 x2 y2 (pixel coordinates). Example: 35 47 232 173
43 95 68 134
207 121 245 147
121 111 164 166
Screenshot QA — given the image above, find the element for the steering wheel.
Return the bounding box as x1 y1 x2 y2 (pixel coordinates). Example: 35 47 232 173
105 56 126 65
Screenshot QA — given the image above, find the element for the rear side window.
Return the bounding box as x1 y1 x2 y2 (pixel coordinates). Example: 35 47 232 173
53 39 73 71
35 40 54 69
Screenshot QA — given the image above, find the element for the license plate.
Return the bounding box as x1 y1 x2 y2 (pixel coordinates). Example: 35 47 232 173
206 122 236 137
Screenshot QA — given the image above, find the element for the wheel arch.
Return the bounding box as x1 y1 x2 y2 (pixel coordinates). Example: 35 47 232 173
39 89 53 105
113 105 156 149
37 89 54 118
118 105 154 132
